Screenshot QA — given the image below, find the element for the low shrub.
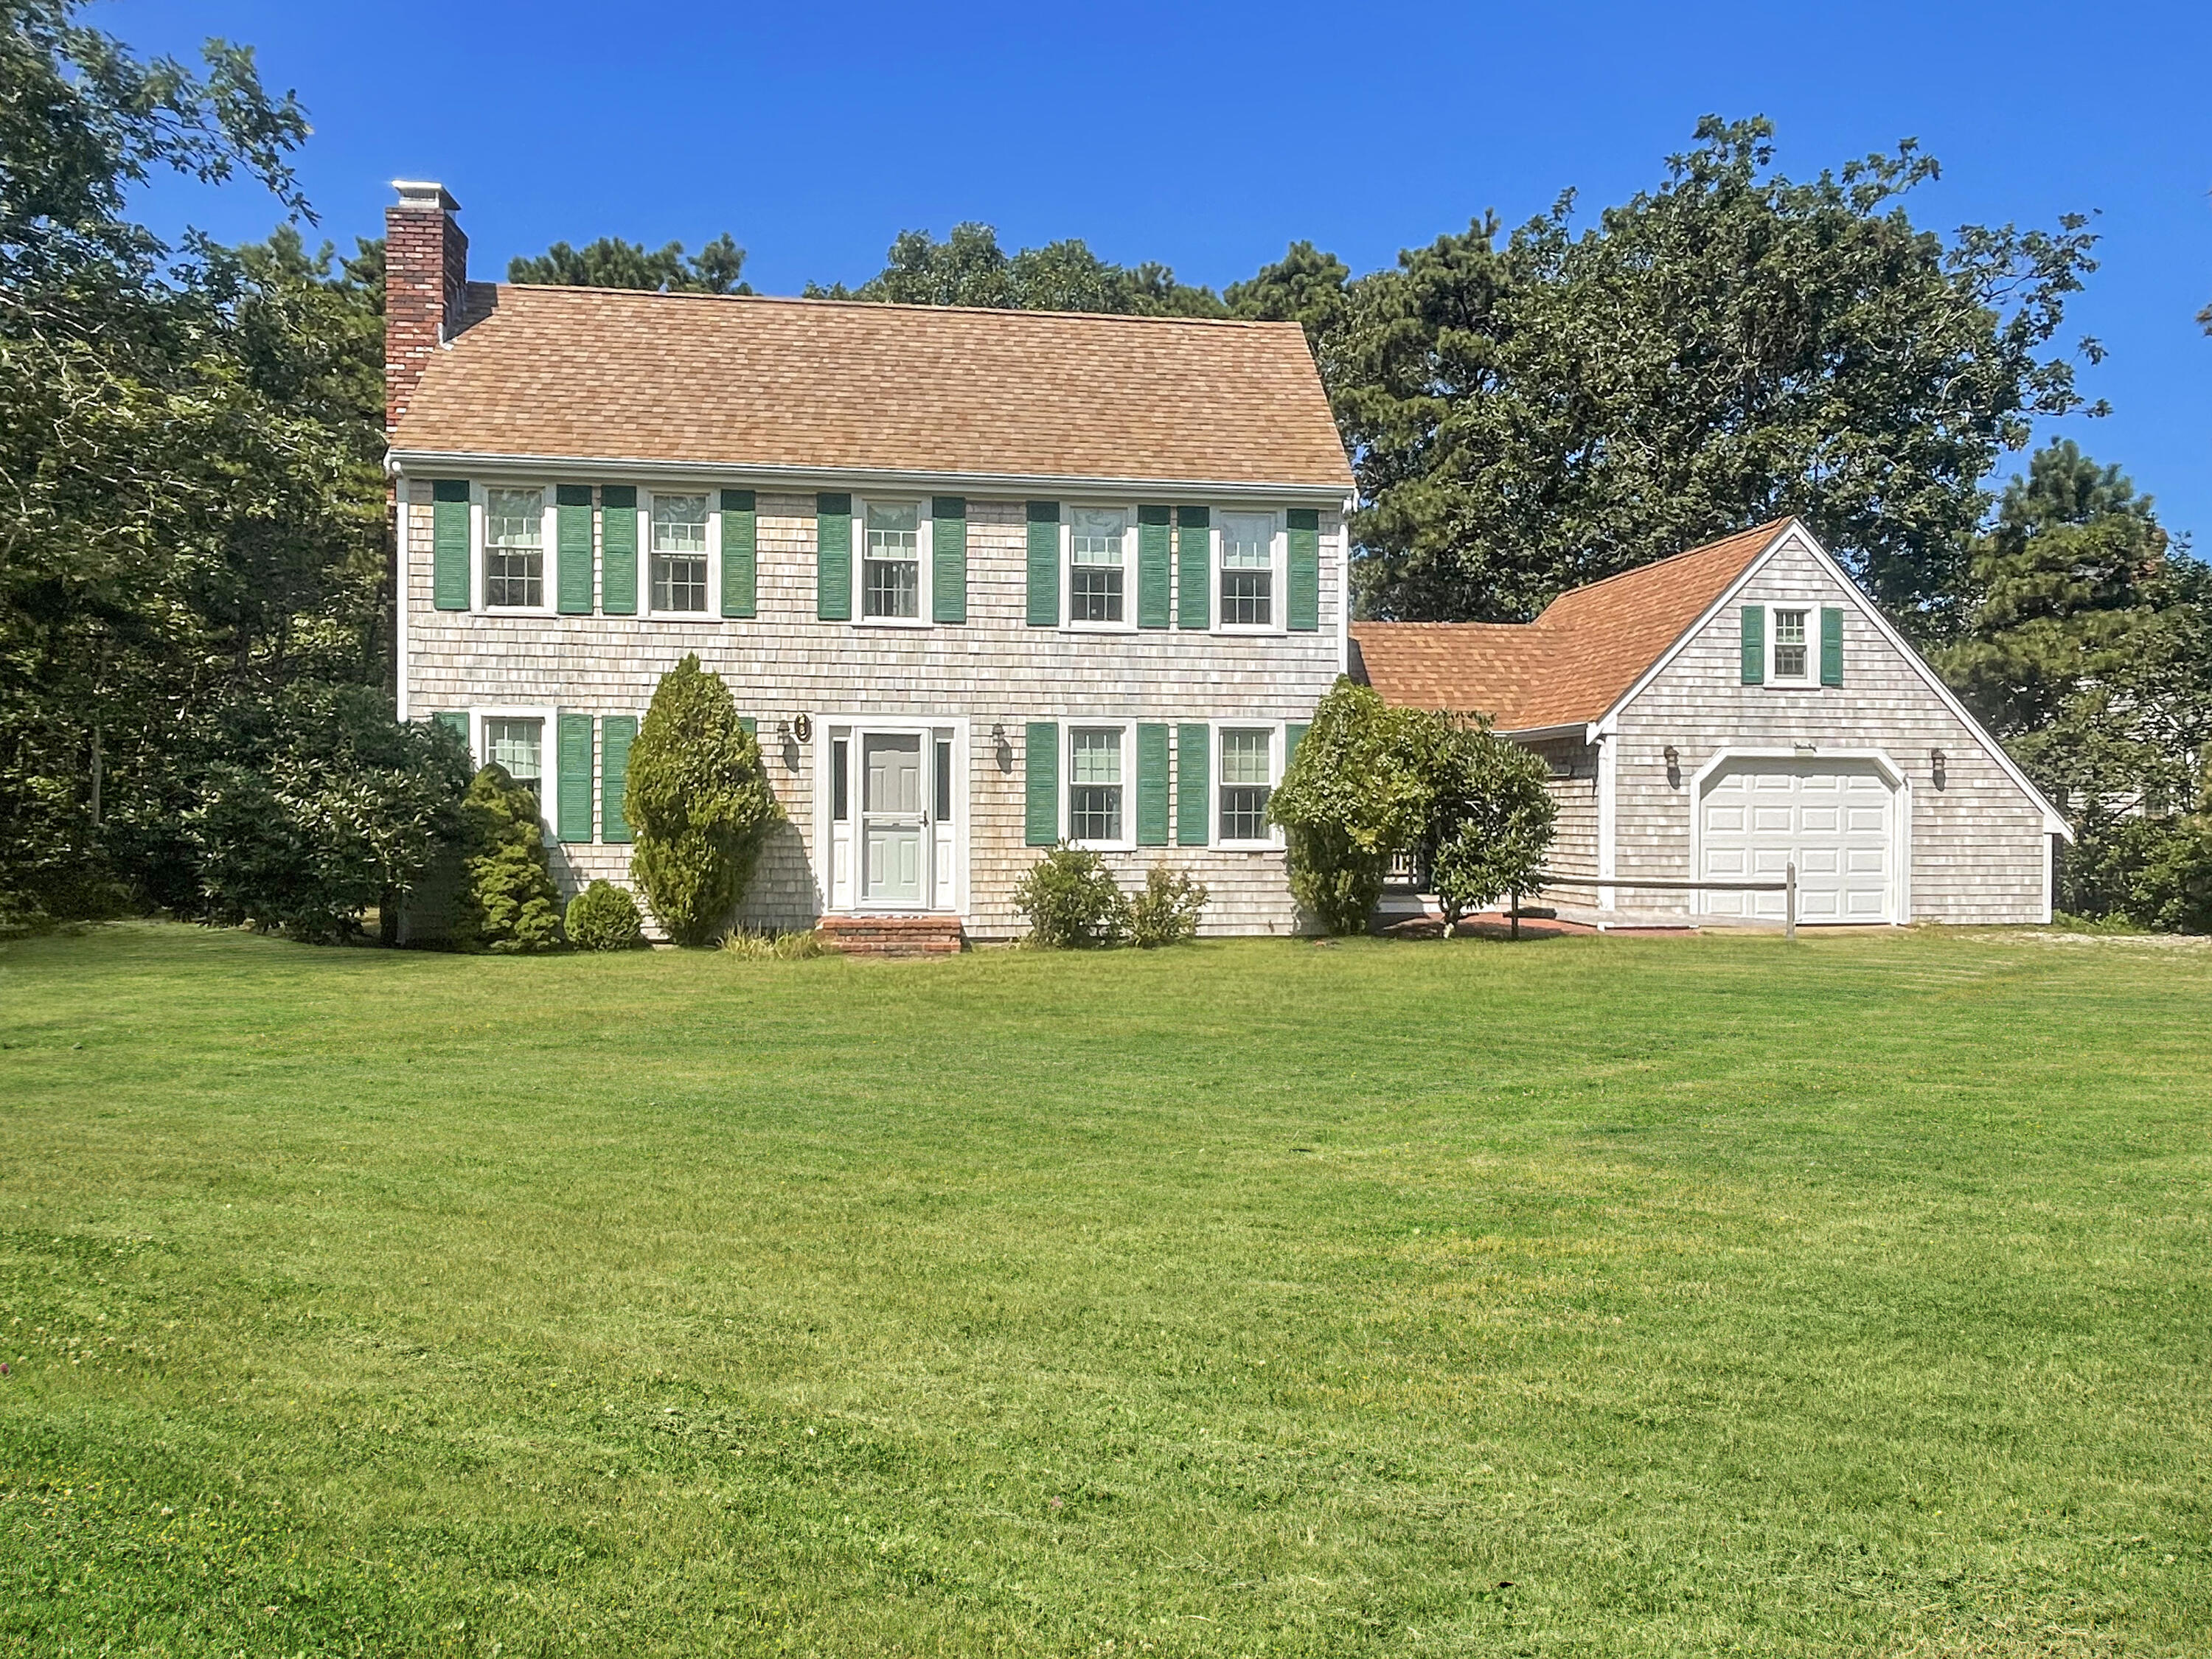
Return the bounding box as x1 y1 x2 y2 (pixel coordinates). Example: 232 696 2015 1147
452 765 563 953
565 880 646 950
1128 863 1208 948
715 925 829 960
1013 844 1130 948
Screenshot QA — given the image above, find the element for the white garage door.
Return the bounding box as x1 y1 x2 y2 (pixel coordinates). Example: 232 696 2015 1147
1699 758 1896 924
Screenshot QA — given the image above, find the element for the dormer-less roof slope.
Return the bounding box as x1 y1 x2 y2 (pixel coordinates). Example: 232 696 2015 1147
388 285 1355 493
1352 520 1786 731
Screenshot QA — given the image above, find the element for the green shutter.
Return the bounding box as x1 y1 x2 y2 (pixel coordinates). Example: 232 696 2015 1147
721 489 757 618
1287 507 1321 632
1136 723 1170 846
1177 507 1210 630
431 710 470 747
557 712 594 843
1026 501 1060 627
933 496 967 623
555 484 594 613
601 486 639 615
1176 722 1210 846
1024 721 1060 846
816 493 852 621
738 715 757 738
1284 721 1310 771
601 715 637 844
1740 605 1765 684
1820 605 1844 686
431 480 470 611
1138 505 1172 629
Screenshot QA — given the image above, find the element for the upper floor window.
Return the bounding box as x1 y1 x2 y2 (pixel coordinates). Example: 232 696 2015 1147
1771 608 1811 683
651 493 709 613
1068 507 1127 625
484 488 545 608
864 501 921 619
1220 511 1276 627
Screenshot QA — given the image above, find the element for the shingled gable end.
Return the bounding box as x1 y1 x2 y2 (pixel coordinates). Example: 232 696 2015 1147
384 182 1355 947
1352 520 2068 930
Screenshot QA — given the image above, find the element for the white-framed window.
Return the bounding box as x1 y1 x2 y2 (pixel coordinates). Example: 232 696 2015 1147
1067 507 1130 627
1217 726 1276 844
1217 510 1280 630
468 705 559 841
650 491 710 613
1067 724 1130 848
483 487 547 610
862 499 922 621
1770 607 1812 684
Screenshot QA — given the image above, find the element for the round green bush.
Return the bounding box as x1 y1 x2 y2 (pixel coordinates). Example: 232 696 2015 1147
565 880 646 950
1013 844 1130 948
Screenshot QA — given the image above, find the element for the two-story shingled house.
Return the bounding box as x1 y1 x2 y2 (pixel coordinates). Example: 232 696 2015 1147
383 183 1354 944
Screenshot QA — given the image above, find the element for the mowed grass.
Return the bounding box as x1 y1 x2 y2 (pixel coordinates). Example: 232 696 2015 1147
1 923 2208 1657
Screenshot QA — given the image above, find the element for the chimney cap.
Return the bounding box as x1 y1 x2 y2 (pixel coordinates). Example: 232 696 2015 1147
392 179 459 213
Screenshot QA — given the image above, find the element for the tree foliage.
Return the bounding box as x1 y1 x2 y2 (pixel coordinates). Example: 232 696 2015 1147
1 1 389 919
809 222 1228 316
508 233 750 294
451 765 563 953
1410 717 1557 932
1267 681 1436 934
564 879 645 951
1936 442 2211 830
625 654 782 946
1330 118 2101 632
183 685 469 944
1012 844 1132 948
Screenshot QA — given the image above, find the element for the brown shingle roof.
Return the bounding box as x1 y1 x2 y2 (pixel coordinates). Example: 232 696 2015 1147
1351 521 1789 729
389 285 1354 490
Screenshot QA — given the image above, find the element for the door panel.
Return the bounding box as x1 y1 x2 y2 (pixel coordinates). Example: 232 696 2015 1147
860 733 924 905
1700 758 1896 924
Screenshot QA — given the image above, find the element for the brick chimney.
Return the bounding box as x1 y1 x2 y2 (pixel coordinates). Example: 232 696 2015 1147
384 180 468 434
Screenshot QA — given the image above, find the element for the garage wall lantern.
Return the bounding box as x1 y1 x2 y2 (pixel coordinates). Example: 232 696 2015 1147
1930 748 1947 790
1663 745 1681 788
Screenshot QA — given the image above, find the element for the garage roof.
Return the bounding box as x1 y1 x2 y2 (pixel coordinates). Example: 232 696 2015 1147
1351 521 1788 730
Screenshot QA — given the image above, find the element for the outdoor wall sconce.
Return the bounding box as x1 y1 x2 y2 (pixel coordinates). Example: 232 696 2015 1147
992 722 1013 774
1930 747 1947 790
791 713 813 744
1663 745 1682 789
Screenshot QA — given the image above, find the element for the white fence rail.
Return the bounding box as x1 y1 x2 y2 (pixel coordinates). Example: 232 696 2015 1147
1531 864 1800 940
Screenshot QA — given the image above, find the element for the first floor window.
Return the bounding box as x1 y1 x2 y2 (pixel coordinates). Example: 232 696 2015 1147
485 717 543 801
864 501 920 619
1773 608 1809 681
1218 728 1273 841
935 737 954 823
1068 726 1124 842
1068 507 1127 623
651 493 709 612
484 487 545 608
830 737 850 821
1220 511 1275 626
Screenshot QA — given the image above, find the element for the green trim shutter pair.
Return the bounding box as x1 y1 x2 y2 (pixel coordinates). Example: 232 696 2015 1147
1023 722 1198 848
1739 605 1846 686
433 710 637 844
816 494 970 621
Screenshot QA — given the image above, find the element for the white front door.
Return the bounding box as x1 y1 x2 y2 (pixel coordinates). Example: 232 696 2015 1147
1700 758 1897 924
860 732 925 904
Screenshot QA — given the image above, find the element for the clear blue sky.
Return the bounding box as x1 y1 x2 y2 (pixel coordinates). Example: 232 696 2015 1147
114 0 2211 549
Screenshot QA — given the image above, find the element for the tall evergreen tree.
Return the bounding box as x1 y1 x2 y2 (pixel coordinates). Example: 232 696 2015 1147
509 232 750 294
810 222 1225 316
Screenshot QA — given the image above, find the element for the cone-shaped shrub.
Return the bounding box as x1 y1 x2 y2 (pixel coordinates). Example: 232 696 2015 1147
452 764 564 952
625 653 782 945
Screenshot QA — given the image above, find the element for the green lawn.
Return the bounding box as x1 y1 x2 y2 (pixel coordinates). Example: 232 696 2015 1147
1 923 2207 1657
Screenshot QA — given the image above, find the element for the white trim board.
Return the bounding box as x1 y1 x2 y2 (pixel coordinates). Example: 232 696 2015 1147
1589 518 2070 841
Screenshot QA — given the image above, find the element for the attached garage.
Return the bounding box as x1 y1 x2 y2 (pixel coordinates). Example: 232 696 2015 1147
1696 755 1901 924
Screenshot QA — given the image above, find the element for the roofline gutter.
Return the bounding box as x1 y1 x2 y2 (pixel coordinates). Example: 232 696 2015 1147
385 448 1352 504
1492 720 1594 745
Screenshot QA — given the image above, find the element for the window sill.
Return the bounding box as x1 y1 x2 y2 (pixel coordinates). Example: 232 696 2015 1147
1214 624 1286 637
1217 840 1281 853
638 611 717 622
1068 839 1135 855
851 615 933 630
1064 621 1137 635
480 605 558 619
1764 678 1818 690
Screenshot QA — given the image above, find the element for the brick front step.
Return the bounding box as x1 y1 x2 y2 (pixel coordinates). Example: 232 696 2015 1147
818 914 966 959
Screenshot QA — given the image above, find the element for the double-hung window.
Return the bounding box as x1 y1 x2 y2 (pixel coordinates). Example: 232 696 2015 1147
1771 608 1811 683
484 488 546 608
1068 726 1125 844
863 501 922 619
1068 507 1127 625
650 493 709 613
1219 511 1276 627
1218 728 1275 844
484 716 544 802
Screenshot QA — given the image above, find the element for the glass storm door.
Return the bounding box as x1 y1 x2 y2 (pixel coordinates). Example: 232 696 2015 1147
860 733 925 904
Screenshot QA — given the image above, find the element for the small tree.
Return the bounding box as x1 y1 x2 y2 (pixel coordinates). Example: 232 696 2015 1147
1414 717 1557 934
625 654 782 946
1267 679 1433 934
1012 844 1131 948
453 765 563 952
1128 863 1208 948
